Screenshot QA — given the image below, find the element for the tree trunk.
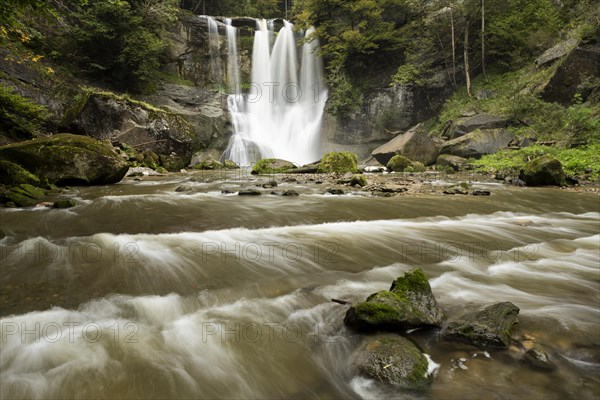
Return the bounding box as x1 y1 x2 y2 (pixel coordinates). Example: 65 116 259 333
464 23 472 97
481 0 487 79
451 8 457 86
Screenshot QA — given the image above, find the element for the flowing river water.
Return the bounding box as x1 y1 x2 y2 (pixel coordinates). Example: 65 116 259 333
0 171 598 399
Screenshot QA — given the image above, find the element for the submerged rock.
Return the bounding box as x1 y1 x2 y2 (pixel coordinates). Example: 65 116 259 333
282 190 300 197
352 335 433 390
524 347 556 371
175 184 193 192
317 152 358 174
371 124 439 166
238 189 262 196
443 302 520 348
251 159 295 175
344 268 444 331
519 155 566 186
0 134 129 186
326 188 345 195
53 199 77 209
262 180 278 188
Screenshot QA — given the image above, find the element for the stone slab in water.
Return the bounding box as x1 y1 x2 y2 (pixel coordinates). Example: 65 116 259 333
443 302 520 348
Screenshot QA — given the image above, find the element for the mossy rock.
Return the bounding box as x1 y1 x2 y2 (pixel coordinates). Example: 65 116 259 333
159 154 188 172
54 199 77 209
194 159 224 170
353 335 432 390
224 159 239 169
251 158 295 175
406 161 426 173
155 166 168 174
345 268 444 331
142 149 160 169
350 174 367 187
443 302 520 348
0 134 129 186
519 155 566 186
386 155 413 172
6 184 46 207
317 152 358 174
0 160 41 186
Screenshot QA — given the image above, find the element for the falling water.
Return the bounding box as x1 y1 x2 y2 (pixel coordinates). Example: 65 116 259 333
222 20 328 166
224 18 240 93
205 16 222 84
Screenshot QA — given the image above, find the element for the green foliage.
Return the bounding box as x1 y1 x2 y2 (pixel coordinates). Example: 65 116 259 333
433 64 600 143
296 0 411 116
0 84 48 142
471 144 600 181
58 0 179 93
180 0 282 18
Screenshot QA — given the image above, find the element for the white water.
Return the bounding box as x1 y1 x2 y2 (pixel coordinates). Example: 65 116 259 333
224 18 240 93
222 20 328 166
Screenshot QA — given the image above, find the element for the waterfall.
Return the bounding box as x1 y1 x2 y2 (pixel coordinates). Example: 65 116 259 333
205 16 222 84
225 18 240 93
222 19 328 166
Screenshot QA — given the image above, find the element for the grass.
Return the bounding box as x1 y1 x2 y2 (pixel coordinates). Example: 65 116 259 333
471 144 600 181
432 64 600 143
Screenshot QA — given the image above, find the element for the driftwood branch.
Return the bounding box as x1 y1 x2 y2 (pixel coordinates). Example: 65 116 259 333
131 139 168 148
331 298 352 305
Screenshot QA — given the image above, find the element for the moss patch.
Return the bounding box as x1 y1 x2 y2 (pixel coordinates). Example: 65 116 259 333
251 159 295 175
317 152 358 174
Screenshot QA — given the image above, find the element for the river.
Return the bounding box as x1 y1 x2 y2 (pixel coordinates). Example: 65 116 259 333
1 171 598 399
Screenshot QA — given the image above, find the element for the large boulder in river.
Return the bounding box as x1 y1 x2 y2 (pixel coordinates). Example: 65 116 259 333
443 302 520 348
452 114 510 139
317 152 358 173
440 129 514 159
519 155 566 187
352 335 433 391
372 124 439 166
251 158 295 175
344 268 444 331
0 134 129 186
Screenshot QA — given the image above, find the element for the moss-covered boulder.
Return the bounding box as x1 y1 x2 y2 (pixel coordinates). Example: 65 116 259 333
344 268 444 331
159 154 188 172
316 152 358 174
386 155 413 172
519 155 566 186
251 158 295 175
0 134 129 186
350 174 367 187
352 335 433 390
6 184 46 207
442 302 520 348
194 159 224 170
223 160 239 169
